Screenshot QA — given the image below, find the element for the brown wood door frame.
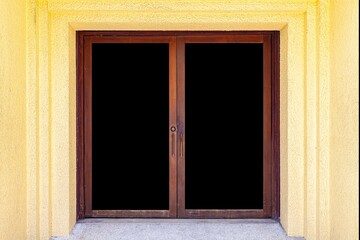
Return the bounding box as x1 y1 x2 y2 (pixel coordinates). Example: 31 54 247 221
76 31 280 219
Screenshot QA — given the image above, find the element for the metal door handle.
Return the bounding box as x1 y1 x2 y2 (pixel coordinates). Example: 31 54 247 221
180 133 183 157
171 133 175 157
170 126 177 157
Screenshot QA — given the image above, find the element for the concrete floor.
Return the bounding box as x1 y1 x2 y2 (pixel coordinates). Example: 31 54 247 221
51 219 304 240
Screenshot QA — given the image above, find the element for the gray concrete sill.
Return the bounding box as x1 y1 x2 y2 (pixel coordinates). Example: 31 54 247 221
51 219 304 240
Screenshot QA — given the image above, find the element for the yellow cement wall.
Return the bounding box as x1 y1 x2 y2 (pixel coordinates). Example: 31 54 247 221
0 0 358 239
50 6 308 237
330 0 359 239
0 0 27 240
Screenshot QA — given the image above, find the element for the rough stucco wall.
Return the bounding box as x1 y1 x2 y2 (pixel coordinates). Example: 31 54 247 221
40 0 312 238
330 0 359 239
6 0 348 239
0 0 27 240
51 11 305 237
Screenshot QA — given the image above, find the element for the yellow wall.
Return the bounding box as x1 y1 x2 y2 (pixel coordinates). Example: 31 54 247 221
50 6 307 237
0 0 27 240
330 0 359 239
0 0 358 239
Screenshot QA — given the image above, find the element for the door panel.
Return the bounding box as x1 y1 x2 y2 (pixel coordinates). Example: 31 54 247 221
91 43 169 211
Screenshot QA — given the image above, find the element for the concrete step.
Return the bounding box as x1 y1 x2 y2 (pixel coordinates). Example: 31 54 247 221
51 219 304 240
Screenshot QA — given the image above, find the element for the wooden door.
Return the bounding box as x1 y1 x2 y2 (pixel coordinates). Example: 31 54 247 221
81 36 178 218
77 31 279 219
176 35 272 218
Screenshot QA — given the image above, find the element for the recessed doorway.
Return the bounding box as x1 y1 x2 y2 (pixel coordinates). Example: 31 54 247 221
76 31 280 219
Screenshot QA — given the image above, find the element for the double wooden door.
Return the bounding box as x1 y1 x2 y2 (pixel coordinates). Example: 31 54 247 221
77 32 279 219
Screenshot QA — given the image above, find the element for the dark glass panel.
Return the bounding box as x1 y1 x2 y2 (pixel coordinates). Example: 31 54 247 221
92 43 169 210
185 43 263 209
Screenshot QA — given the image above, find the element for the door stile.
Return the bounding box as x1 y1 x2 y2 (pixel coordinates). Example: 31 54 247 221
169 37 178 218
84 37 93 217
263 35 272 217
176 37 186 217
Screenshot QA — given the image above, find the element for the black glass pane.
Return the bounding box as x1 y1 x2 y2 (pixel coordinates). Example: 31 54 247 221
92 43 169 210
185 43 263 209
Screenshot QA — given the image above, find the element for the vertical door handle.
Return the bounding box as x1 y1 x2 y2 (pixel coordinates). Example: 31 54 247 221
170 126 177 157
180 133 184 157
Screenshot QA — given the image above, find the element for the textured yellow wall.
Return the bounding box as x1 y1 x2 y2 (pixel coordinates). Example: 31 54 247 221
46 1 312 237
330 0 359 239
0 0 357 239
50 11 306 238
0 0 27 240
29 0 326 239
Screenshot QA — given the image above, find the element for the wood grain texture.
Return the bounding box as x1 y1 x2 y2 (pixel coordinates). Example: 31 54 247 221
91 210 170 218
176 37 186 218
76 32 85 220
169 37 178 218
271 32 280 219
